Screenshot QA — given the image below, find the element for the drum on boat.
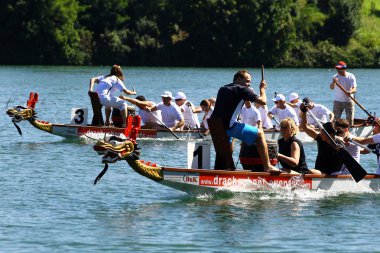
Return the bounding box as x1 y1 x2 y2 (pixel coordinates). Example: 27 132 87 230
239 139 278 172
111 107 136 127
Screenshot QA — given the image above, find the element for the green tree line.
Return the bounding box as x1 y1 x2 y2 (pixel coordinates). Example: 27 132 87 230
0 0 378 67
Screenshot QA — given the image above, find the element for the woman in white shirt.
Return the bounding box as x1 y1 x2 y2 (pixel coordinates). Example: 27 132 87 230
89 65 136 127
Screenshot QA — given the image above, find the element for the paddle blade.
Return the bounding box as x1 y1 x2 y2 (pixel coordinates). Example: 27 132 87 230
338 148 367 182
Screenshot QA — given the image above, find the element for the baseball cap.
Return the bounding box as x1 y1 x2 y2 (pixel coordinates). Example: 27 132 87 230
289 92 299 102
161 91 173 98
272 94 285 102
302 97 312 104
174 92 186 100
335 61 347 69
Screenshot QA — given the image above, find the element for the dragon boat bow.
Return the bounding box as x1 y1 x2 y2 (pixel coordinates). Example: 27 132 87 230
92 120 380 195
6 93 374 142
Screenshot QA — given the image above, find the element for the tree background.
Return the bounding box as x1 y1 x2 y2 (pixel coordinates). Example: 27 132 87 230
0 0 379 67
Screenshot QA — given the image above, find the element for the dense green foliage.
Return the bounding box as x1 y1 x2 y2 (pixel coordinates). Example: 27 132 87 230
0 0 378 67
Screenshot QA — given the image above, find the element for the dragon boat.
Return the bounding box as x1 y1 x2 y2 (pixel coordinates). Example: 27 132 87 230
91 117 380 195
6 92 374 142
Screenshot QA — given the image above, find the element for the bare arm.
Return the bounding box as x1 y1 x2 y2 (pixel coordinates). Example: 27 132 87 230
278 141 300 167
351 136 375 145
329 112 335 122
300 110 319 139
89 77 99 92
171 119 185 131
119 96 151 107
254 80 267 105
122 88 137 95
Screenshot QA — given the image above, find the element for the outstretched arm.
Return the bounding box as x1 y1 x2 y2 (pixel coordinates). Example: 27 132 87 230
300 106 319 139
254 80 267 105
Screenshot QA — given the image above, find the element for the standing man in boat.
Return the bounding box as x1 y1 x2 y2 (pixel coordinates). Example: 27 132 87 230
148 91 184 131
210 70 279 172
329 61 357 125
89 65 136 127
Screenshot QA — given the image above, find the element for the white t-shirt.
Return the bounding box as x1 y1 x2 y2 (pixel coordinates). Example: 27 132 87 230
94 75 127 97
332 72 357 102
138 102 162 125
336 133 361 175
156 102 184 128
240 105 261 127
372 134 380 174
269 104 299 126
202 106 214 129
257 105 273 129
307 104 332 126
180 101 200 128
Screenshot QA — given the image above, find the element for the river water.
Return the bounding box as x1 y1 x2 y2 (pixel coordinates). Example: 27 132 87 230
1 66 380 252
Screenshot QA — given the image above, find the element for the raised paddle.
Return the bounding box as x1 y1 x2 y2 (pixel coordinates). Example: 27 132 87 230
149 111 180 139
306 107 367 182
261 65 264 81
333 79 379 127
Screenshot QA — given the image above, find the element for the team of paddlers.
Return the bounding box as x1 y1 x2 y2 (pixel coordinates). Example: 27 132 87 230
88 62 380 177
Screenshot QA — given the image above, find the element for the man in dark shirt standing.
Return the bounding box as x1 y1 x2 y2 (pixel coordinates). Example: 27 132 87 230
210 70 279 172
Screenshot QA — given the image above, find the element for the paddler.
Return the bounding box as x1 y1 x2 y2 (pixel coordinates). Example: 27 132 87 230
210 70 279 172
345 118 380 175
300 103 343 174
268 94 299 126
329 61 357 125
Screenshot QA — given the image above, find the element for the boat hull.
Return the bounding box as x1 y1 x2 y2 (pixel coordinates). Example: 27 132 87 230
157 168 380 194
35 122 374 142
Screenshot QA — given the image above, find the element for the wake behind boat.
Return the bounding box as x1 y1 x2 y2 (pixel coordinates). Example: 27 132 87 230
6 93 373 142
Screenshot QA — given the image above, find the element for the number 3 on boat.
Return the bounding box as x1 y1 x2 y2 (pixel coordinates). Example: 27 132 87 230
71 107 88 125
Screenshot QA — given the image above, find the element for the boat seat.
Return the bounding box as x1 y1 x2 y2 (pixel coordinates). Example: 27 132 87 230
207 118 236 170
88 91 104 126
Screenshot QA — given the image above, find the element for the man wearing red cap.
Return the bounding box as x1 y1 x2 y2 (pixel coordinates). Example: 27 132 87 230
329 61 357 125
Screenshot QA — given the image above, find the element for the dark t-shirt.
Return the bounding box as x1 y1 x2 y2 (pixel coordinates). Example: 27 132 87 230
315 135 343 174
211 83 259 129
278 135 308 173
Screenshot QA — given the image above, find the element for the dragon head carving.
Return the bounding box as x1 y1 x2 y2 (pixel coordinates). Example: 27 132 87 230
6 106 37 123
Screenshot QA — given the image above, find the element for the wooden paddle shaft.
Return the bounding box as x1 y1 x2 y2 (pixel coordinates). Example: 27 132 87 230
333 80 371 117
261 65 264 81
149 111 180 139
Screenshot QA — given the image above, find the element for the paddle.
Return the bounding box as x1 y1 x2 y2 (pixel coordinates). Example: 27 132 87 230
261 65 264 81
333 79 379 127
149 111 180 139
306 107 367 182
348 139 380 156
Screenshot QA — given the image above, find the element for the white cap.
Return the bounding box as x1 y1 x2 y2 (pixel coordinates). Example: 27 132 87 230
174 91 186 100
161 91 173 98
289 92 299 102
272 94 285 102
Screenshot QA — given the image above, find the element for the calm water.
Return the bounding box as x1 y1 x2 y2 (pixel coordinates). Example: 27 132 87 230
1 66 380 252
